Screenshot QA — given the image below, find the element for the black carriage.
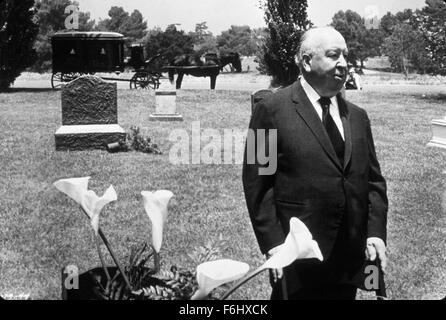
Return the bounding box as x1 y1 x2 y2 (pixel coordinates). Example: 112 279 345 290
51 31 161 90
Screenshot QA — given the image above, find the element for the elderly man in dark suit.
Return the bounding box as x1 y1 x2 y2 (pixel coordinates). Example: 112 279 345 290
242 27 388 300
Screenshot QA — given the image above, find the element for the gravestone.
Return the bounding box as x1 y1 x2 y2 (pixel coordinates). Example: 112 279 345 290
149 83 183 121
55 75 126 151
428 118 446 149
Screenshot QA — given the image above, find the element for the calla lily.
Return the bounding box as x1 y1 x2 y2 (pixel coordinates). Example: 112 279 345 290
191 259 250 300
220 218 323 300
53 177 118 234
53 176 91 205
261 217 323 270
141 190 173 253
81 185 117 234
53 177 132 291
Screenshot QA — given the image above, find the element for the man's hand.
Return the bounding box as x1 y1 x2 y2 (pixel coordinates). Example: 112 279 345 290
365 237 387 273
266 245 284 283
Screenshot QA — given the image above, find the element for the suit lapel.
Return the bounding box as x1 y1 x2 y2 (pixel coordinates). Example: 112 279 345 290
291 81 343 171
337 94 352 171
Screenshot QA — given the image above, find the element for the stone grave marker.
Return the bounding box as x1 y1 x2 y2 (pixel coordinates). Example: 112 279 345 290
428 117 446 149
149 83 183 121
55 75 126 151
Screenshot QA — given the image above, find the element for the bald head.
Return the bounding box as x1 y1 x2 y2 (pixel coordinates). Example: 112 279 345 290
297 27 346 69
296 27 349 97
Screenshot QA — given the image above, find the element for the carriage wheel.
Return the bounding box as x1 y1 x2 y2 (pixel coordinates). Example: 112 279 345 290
64 72 82 82
51 72 83 90
51 72 64 90
147 74 161 90
130 72 154 90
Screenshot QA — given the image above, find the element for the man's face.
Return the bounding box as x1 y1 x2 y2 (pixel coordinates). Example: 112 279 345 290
304 31 349 97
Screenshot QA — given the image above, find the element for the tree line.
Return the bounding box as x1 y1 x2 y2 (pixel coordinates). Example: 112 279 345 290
27 0 264 73
1 0 445 90
330 0 446 76
256 0 445 87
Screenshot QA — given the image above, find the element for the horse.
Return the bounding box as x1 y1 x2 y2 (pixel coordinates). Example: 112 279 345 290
167 52 242 89
203 52 242 73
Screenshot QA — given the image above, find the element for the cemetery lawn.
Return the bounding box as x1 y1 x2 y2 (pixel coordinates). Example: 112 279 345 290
0 85 445 300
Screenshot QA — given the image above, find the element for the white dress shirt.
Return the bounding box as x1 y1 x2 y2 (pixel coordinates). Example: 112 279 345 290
300 77 345 140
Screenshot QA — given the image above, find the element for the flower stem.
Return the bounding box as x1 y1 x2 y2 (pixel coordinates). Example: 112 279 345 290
97 228 133 291
80 207 133 291
95 235 111 283
220 267 265 300
154 252 160 273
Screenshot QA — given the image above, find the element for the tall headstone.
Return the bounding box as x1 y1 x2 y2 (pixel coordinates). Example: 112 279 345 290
149 83 183 121
55 75 126 151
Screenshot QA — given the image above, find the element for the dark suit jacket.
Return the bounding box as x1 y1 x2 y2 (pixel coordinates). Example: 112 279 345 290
243 81 388 294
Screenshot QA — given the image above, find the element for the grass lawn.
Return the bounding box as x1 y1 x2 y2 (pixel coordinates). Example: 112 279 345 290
0 82 445 300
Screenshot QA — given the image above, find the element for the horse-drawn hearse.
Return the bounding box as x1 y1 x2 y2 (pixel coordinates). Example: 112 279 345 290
51 31 162 90
51 31 243 90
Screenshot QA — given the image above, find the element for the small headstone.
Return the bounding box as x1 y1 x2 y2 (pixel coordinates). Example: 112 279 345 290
55 75 126 151
149 83 183 121
428 117 446 149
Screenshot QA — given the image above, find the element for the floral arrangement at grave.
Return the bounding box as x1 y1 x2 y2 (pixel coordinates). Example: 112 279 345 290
108 126 162 154
54 177 323 300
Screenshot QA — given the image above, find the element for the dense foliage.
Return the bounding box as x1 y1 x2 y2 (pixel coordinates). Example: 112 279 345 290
144 25 194 64
0 0 38 90
32 0 95 72
97 6 148 44
414 0 446 75
256 0 312 87
216 25 258 56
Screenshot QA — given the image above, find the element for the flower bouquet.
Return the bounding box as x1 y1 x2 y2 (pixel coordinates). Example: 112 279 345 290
54 177 323 300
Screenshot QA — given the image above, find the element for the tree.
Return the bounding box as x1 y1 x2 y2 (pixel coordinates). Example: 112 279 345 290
380 12 399 37
380 9 415 36
32 0 95 72
97 6 147 43
361 29 384 59
415 0 446 74
78 11 95 31
216 25 258 56
257 0 312 87
144 25 194 63
190 21 211 43
97 6 128 32
381 23 425 76
0 0 38 90
189 22 217 55
331 10 369 68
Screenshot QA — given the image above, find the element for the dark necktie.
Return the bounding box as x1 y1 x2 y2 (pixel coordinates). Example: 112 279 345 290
319 97 344 165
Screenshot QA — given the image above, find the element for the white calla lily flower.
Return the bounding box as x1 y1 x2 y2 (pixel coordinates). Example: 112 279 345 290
191 259 250 300
141 190 174 253
53 177 91 205
81 185 117 234
261 217 323 270
53 177 117 234
220 218 324 300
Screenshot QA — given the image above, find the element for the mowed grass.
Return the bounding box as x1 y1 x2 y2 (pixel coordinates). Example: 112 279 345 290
0 82 445 300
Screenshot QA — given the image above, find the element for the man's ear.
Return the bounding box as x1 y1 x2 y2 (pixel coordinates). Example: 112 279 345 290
301 54 312 73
